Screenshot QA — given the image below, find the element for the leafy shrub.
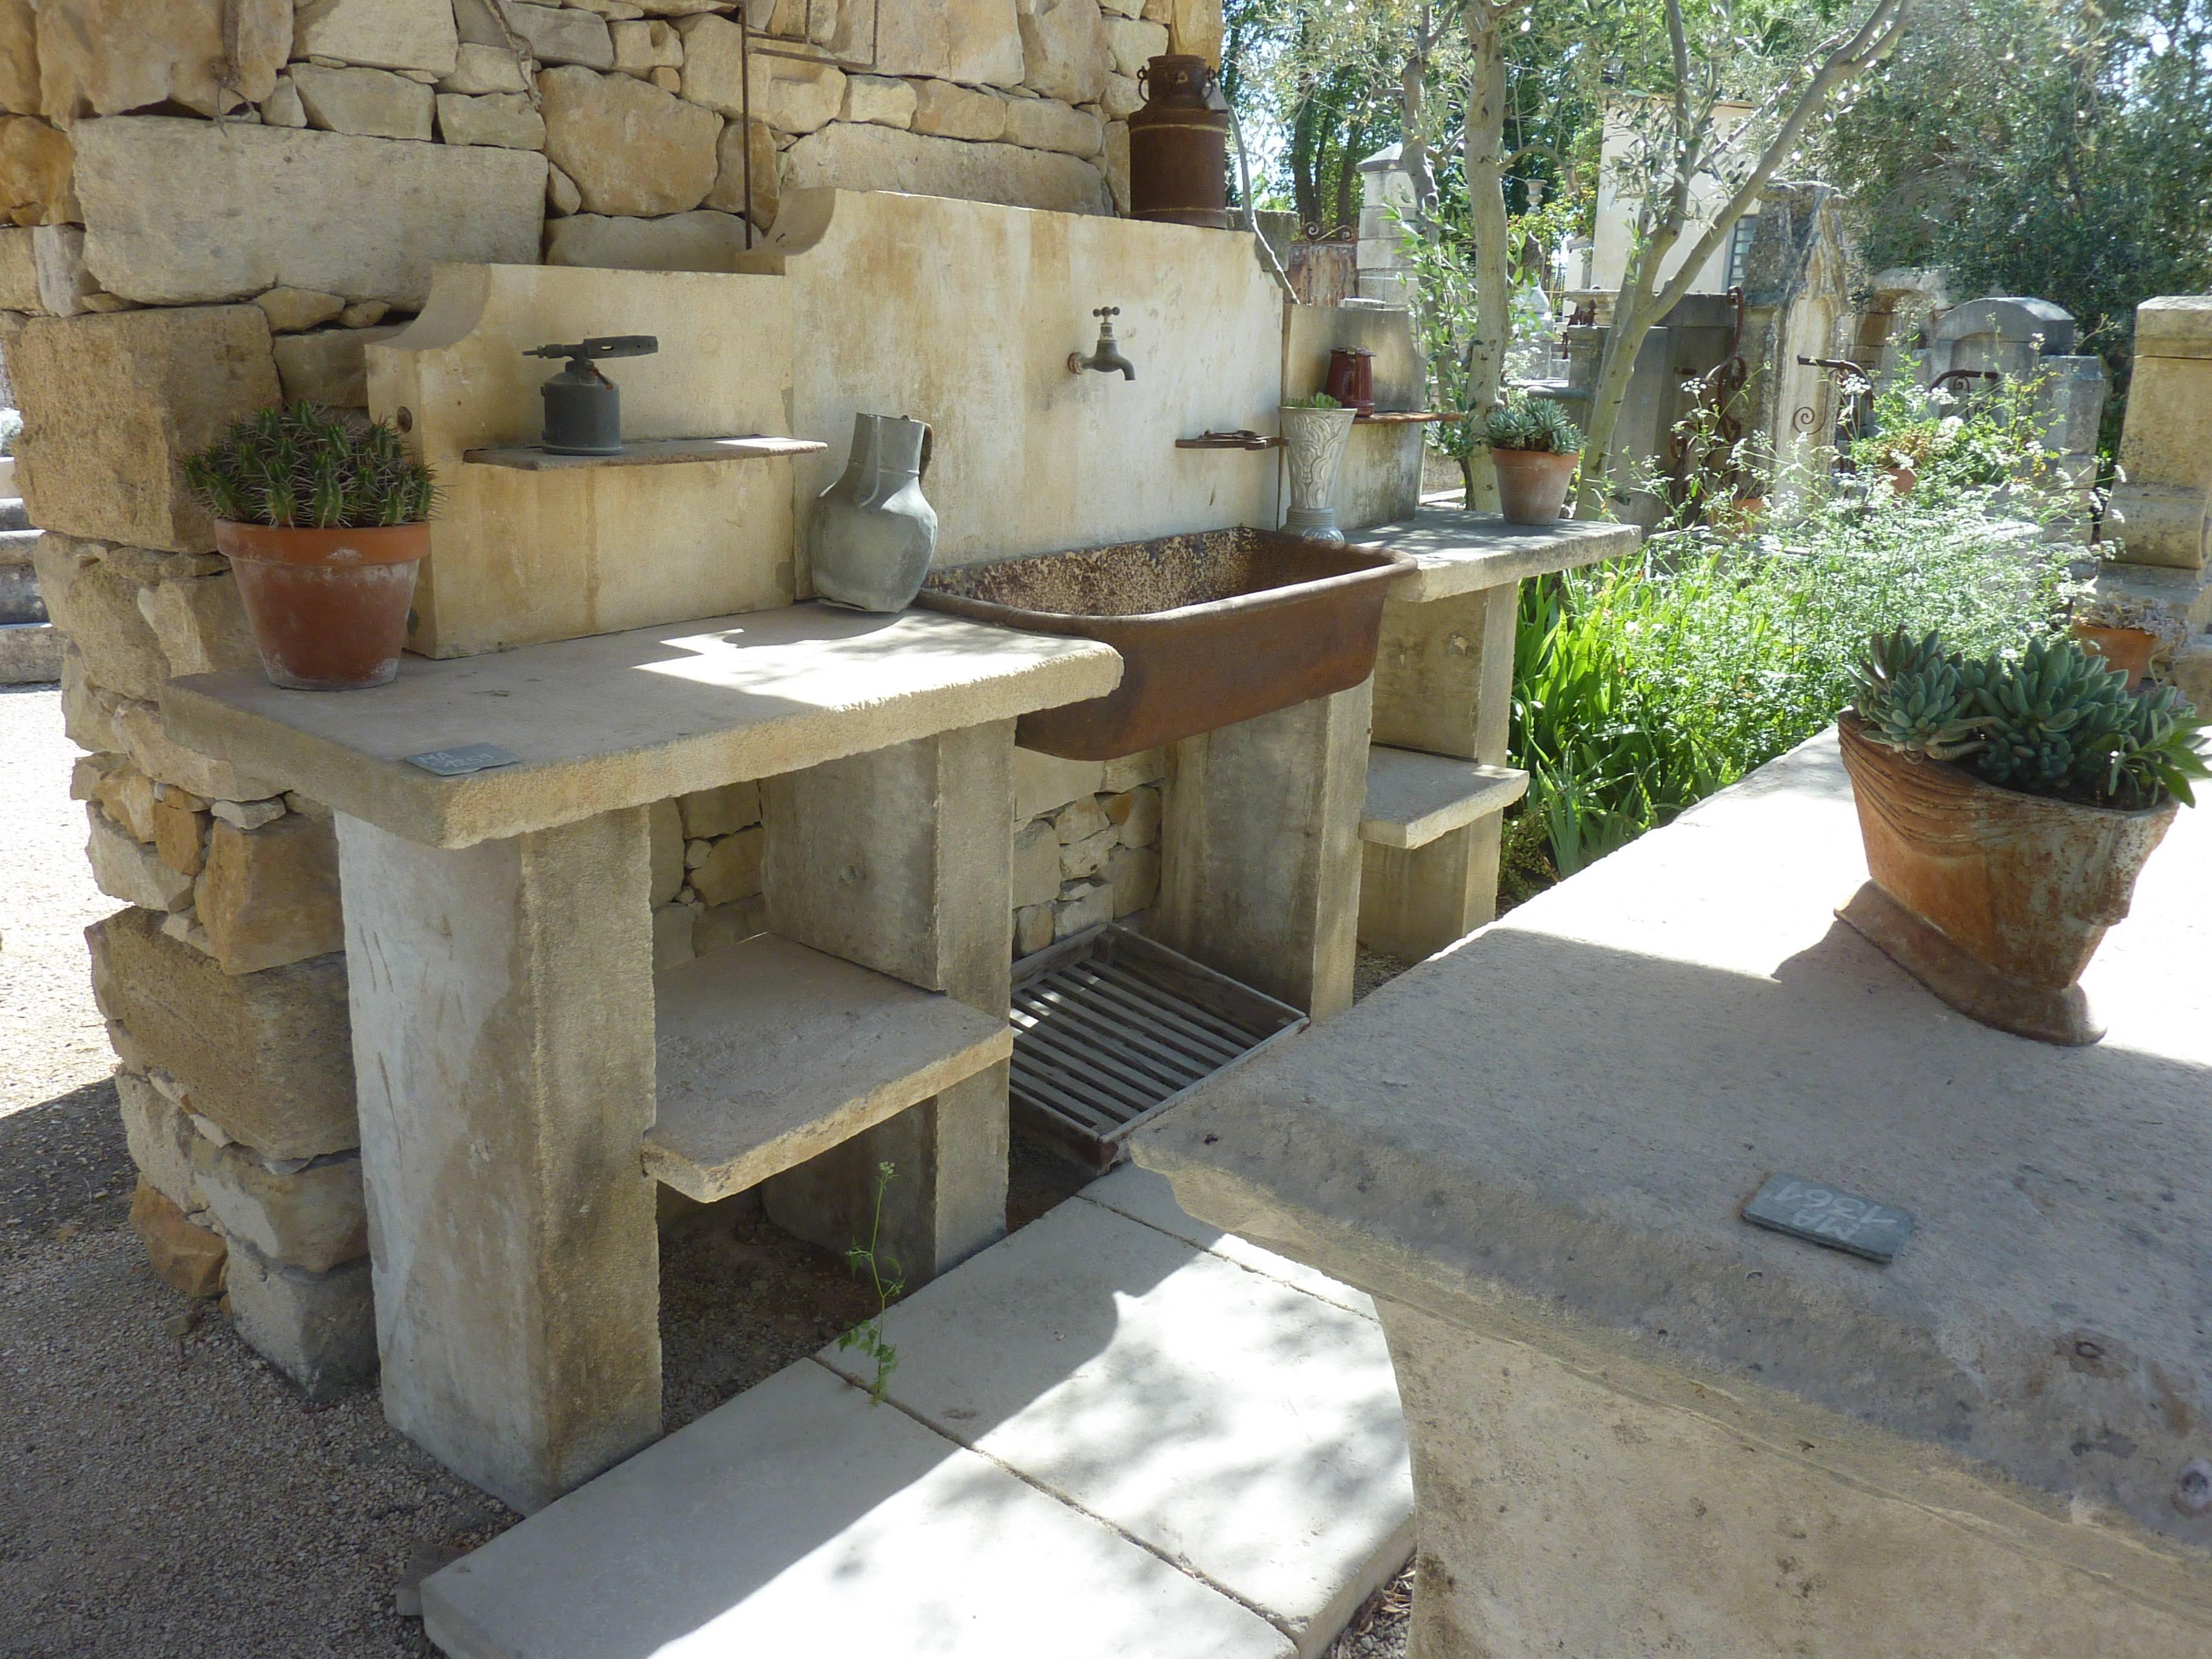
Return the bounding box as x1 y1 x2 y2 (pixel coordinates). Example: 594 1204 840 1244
1846 374 2057 495
1854 628 2205 808
1483 392 1583 454
184 401 437 529
0 408 21 459
1510 481 2077 876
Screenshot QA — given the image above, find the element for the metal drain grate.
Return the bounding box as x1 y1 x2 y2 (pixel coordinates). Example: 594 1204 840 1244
1008 924 1307 1170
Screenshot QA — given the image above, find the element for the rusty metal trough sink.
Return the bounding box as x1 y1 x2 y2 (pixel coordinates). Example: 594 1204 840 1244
916 526 1409 759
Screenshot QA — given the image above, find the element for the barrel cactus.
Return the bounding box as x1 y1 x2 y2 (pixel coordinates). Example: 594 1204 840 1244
184 401 438 530
1851 628 2207 809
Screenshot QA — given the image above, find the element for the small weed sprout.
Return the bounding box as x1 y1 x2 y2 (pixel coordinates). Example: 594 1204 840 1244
838 1160 905 1404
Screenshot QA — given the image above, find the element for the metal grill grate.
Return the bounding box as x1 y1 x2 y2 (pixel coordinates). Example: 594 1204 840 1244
1008 925 1307 1170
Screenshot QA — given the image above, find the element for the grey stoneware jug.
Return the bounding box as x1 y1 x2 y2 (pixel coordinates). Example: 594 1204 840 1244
808 412 937 612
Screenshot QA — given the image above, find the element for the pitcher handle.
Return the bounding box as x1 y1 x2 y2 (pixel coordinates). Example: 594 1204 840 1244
918 423 933 481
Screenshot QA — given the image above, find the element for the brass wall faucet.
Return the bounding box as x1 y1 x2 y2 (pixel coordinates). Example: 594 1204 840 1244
1067 307 1136 381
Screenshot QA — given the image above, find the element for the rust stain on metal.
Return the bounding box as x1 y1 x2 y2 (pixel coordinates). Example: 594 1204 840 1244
918 527 1407 759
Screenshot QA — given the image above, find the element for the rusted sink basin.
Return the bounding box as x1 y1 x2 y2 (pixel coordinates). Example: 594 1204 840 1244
916 527 1409 759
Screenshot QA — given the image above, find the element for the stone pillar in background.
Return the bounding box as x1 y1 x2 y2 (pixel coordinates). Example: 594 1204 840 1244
761 722 1016 1285
1354 144 1418 307
337 809 662 1515
2109 297 2212 572
1155 683 1370 1022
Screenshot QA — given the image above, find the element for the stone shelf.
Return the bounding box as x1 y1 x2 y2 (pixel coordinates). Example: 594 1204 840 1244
161 603 1122 849
1363 506 1639 601
1359 746 1528 850
645 934 1011 1205
461 436 828 471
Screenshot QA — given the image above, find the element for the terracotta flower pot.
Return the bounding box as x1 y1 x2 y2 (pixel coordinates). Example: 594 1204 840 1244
1835 713 2177 1045
216 520 427 691
2071 621 2159 691
1490 447 1580 525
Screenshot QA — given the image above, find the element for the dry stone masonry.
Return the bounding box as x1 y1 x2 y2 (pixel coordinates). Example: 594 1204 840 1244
1010 745 1164 956
12 0 1219 1390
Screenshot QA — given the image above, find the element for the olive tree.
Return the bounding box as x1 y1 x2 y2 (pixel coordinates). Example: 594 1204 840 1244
1578 0 1915 511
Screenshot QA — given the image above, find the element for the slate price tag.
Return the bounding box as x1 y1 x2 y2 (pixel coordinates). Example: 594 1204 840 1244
404 743 521 777
1741 1174 1914 1264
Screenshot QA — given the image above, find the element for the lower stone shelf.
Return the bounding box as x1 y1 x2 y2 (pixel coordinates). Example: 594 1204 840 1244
645 934 1011 1204
1360 745 1529 850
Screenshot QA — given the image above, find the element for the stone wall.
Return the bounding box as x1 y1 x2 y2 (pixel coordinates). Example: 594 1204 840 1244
1010 745 1164 956
13 0 1221 1393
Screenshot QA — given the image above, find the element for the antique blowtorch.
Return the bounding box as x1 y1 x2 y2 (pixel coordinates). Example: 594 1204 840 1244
523 335 660 456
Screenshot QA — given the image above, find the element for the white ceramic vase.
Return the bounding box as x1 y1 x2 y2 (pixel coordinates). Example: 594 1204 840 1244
1279 405 1357 543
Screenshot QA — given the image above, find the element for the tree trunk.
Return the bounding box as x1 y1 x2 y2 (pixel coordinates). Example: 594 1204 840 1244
1461 1 1512 513
1577 298 1653 515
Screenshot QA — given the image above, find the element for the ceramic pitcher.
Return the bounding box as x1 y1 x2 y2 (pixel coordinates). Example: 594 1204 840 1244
809 413 937 612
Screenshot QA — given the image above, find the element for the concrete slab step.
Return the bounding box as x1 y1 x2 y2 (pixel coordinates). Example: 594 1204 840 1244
0 524 38 562
424 1178 1411 1659
815 1184 1413 1657
0 621 59 683
0 561 47 623
425 1361 1294 1659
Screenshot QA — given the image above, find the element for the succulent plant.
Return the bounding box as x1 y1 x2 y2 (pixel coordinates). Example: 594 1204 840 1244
1482 392 1584 455
1282 392 1344 410
1852 627 2208 808
1848 628 1989 762
184 401 438 530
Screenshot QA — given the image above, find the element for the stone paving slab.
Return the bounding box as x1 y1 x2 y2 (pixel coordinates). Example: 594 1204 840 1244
816 1195 1413 1655
1077 1164 1378 1319
423 1359 1294 1659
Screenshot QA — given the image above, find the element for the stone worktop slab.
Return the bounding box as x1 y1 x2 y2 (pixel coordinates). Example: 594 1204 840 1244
163 604 1122 848
1362 507 1638 601
1136 730 2212 1564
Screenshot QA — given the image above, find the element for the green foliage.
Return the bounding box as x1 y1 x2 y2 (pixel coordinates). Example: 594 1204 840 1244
1853 628 2208 808
1511 481 2078 875
1483 392 1583 454
1846 372 2060 494
837 1160 905 1405
184 401 437 530
1821 0 2212 432
1282 391 1344 409
0 408 21 458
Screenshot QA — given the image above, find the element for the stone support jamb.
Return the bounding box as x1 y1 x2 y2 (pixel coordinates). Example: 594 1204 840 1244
1154 683 1370 1022
337 808 661 1515
759 720 1014 1284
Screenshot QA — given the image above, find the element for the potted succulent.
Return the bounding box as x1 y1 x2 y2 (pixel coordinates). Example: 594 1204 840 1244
184 402 437 691
1838 628 2207 1044
1483 393 1583 525
1279 390 1357 544
2068 585 2188 692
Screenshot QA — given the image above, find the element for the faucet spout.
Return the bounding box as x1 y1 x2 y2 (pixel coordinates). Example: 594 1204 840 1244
1068 306 1136 381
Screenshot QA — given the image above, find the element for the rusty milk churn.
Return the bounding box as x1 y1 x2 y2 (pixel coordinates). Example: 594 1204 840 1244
1127 55 1230 229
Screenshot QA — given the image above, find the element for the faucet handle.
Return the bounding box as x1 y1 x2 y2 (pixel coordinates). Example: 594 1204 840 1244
1094 306 1119 320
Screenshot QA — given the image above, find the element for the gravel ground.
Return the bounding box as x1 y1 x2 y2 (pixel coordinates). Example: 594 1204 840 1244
0 686 121 1117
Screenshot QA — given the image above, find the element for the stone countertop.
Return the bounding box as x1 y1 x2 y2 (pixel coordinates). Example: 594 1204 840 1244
1136 731 2212 1553
163 604 1122 849
1359 508 1638 602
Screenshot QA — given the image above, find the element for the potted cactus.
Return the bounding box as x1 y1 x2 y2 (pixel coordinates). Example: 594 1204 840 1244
1483 393 1583 525
184 402 438 691
1838 629 2207 1044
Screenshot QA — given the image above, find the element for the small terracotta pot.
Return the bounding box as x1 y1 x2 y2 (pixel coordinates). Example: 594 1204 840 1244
1886 463 1917 496
1490 447 1580 525
2071 622 2159 691
216 520 427 691
1835 713 2177 1045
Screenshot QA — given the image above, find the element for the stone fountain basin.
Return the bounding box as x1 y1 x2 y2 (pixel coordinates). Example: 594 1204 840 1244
916 527 1409 759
